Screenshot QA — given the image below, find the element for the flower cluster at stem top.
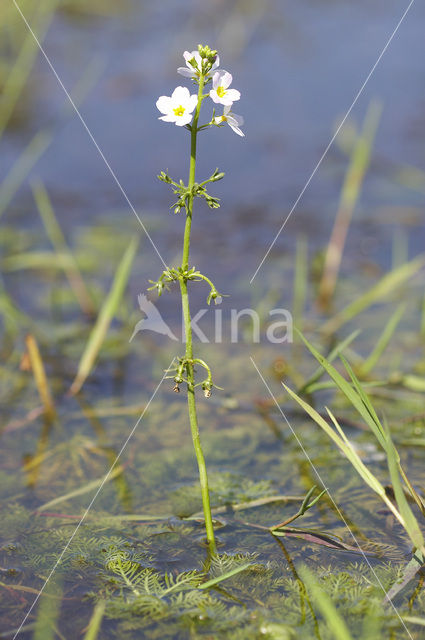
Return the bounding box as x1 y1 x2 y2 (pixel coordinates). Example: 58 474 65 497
156 44 244 137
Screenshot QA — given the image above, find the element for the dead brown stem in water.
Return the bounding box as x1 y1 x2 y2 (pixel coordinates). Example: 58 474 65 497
24 334 56 421
318 101 382 309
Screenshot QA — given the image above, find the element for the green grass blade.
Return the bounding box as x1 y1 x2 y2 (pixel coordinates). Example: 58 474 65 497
384 423 425 553
83 601 106 640
283 383 385 497
0 286 33 329
402 617 425 628
284 381 418 539
198 563 252 589
339 354 385 447
326 408 350 444
0 0 59 139
385 551 424 602
296 329 386 447
70 237 138 394
357 303 406 377
33 577 63 640
36 465 124 512
318 101 382 307
0 130 51 220
321 255 425 335
306 379 386 394
2 250 78 272
298 566 354 640
298 329 360 394
400 374 425 393
32 181 96 315
421 291 425 337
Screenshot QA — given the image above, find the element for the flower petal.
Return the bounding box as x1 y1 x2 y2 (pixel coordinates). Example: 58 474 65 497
187 94 198 112
156 96 172 114
216 95 234 106
224 89 241 102
228 112 244 126
183 50 201 69
159 114 175 122
218 70 232 89
177 67 195 78
171 86 190 103
175 112 193 126
228 122 245 137
211 71 222 90
209 90 221 104
183 50 194 62
211 55 220 71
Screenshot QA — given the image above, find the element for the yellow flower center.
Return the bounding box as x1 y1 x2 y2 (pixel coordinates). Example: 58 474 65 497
173 105 185 117
221 115 227 122
216 86 226 98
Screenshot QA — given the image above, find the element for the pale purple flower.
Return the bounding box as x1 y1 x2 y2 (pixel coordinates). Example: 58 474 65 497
214 105 244 137
177 50 220 79
209 71 240 106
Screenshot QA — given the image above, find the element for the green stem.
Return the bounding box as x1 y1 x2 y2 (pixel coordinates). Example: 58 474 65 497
179 74 216 553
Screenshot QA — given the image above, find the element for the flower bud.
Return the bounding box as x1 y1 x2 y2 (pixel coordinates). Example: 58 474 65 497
211 172 225 182
202 381 212 398
188 56 199 71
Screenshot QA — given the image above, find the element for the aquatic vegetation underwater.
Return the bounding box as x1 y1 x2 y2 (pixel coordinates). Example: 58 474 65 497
1 3 425 640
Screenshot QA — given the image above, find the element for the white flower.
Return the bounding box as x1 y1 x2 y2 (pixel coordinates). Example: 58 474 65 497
214 105 244 137
177 50 220 78
209 70 240 106
156 86 198 126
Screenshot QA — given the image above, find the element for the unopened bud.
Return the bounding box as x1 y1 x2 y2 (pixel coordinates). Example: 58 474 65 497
188 56 199 71
202 381 212 398
212 172 225 182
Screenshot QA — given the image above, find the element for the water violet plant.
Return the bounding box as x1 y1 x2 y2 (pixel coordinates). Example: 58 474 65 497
150 45 244 552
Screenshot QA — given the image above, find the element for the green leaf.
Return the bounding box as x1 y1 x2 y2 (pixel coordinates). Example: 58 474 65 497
36 465 124 512
383 422 425 553
283 383 385 497
296 329 386 448
299 329 360 394
83 601 106 640
298 566 354 640
321 255 425 335
385 551 424 602
70 237 138 394
357 303 406 376
198 563 252 589
339 354 385 447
